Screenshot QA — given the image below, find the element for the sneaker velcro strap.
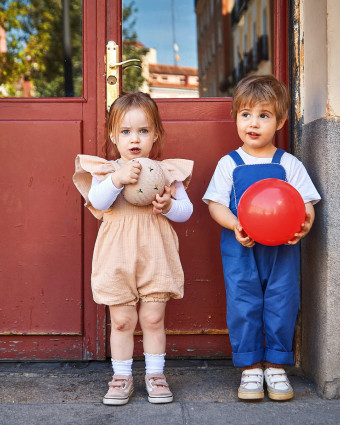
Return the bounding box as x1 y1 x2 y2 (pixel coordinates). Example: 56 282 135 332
151 378 169 388
241 380 262 386
243 368 263 374
109 382 126 388
109 376 130 388
269 375 289 383
241 371 262 384
242 377 262 384
266 368 285 375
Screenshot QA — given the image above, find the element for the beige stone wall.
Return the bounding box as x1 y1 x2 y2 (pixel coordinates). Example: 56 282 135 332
303 0 327 123
327 0 340 117
303 0 340 122
295 0 340 399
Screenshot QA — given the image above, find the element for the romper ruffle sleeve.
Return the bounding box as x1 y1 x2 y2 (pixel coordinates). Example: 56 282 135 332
159 159 194 198
73 154 120 220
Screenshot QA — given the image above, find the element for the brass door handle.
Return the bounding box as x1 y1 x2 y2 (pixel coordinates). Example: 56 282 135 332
106 41 142 112
108 58 141 68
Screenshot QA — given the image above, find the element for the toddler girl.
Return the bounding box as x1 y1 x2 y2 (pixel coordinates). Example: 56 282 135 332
73 92 193 405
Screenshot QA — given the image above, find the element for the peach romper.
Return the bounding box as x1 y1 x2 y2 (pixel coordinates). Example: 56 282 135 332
73 155 193 306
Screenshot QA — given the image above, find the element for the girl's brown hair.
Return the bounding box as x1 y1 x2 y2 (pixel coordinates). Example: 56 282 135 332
231 75 290 123
106 92 165 159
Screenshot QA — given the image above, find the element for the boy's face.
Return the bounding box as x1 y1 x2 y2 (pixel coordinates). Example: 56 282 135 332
236 103 285 156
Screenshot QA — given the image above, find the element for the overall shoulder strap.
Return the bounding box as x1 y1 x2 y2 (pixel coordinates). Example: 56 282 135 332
271 148 286 164
228 150 245 166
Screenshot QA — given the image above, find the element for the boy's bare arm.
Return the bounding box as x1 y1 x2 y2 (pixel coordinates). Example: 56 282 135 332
288 201 315 245
208 201 238 229
208 201 255 247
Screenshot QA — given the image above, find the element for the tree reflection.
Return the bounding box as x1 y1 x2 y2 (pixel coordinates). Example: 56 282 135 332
0 0 82 97
122 1 148 93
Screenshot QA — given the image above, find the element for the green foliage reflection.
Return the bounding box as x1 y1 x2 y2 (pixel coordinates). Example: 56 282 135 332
122 1 148 93
0 0 82 97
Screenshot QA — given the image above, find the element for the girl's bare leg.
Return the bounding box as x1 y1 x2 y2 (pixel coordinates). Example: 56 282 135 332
109 305 138 360
138 301 167 354
139 301 173 403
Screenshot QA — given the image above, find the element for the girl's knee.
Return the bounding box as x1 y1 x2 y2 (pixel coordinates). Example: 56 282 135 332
110 307 137 332
139 309 165 330
111 318 135 332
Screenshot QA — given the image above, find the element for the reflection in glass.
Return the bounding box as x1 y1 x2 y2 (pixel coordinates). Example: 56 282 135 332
122 0 199 98
0 0 82 98
122 0 274 98
196 0 274 97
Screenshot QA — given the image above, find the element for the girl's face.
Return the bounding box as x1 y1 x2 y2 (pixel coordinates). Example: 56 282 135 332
111 107 156 162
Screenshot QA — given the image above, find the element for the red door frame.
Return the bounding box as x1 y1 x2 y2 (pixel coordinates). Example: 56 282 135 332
274 0 289 150
81 0 123 360
82 0 123 360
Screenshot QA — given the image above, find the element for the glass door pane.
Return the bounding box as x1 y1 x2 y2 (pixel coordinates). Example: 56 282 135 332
122 0 274 98
0 0 83 98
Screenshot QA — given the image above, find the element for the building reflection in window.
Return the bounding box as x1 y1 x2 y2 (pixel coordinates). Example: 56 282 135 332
195 0 273 97
122 0 199 98
123 0 274 99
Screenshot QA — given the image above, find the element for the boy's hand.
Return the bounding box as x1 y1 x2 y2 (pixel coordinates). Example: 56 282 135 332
111 161 142 188
152 186 172 215
234 222 255 248
208 202 254 247
287 202 315 245
287 212 313 245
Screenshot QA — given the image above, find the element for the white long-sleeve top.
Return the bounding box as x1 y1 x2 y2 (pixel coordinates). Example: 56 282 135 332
88 176 193 223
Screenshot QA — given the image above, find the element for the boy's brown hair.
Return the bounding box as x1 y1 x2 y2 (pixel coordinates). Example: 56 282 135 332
231 75 290 123
106 92 165 159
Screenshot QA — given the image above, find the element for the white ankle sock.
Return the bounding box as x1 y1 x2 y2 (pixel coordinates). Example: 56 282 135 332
144 352 166 374
111 358 133 376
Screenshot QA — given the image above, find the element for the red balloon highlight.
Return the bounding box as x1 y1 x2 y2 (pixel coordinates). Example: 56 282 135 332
238 178 306 246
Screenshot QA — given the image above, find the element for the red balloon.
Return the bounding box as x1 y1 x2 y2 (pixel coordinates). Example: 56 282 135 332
238 178 306 246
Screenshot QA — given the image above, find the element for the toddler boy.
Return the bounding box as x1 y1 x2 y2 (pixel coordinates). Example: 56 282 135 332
203 75 320 400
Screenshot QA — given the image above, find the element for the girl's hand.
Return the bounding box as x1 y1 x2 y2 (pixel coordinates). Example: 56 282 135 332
287 212 313 245
234 222 255 248
111 161 142 188
152 186 172 215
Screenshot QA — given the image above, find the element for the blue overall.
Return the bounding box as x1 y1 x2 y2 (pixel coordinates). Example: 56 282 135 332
221 149 300 367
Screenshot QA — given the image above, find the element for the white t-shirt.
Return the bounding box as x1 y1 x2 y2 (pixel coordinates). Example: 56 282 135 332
202 148 321 207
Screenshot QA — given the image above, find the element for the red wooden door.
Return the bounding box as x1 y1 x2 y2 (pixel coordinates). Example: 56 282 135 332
0 0 109 360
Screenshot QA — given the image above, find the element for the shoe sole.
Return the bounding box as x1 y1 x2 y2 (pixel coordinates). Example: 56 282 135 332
238 390 264 400
148 395 173 404
103 390 133 406
267 389 294 401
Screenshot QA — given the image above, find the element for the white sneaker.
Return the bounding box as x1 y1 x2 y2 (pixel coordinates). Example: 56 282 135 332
264 368 294 401
238 368 264 400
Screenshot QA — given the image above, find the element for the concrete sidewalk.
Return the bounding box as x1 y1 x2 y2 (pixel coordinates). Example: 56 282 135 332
0 360 339 425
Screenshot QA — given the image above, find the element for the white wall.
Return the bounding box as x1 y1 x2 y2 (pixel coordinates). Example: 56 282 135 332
303 0 340 123
327 0 340 117
303 0 327 123
298 0 340 398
